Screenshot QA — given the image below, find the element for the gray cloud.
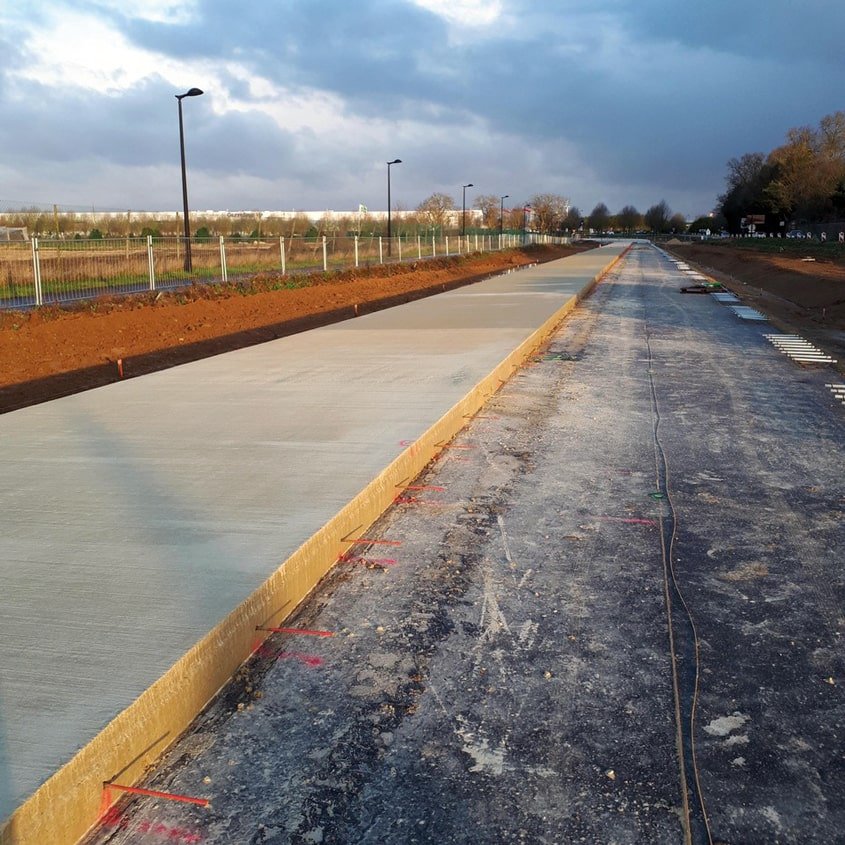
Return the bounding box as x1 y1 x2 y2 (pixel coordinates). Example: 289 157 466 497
2 1 843 217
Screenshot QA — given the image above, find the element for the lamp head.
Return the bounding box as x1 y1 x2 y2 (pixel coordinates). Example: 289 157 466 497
388 158 402 165
176 88 204 100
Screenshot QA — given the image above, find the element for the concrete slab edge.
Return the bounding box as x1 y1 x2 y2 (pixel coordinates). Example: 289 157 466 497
1 245 629 845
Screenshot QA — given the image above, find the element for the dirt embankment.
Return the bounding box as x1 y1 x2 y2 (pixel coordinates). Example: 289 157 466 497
0 245 588 413
669 243 845 371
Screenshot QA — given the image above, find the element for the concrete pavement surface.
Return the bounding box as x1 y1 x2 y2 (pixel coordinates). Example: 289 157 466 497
0 244 626 832
82 243 843 844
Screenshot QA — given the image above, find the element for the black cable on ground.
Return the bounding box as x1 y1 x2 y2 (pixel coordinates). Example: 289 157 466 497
644 293 714 844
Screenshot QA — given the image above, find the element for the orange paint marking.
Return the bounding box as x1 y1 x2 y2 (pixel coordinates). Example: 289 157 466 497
103 783 209 808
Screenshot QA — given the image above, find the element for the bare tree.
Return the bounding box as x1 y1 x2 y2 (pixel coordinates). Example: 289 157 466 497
669 213 688 233
416 192 456 232
587 202 611 234
616 205 641 233
644 200 672 233
503 206 525 230
718 152 773 232
562 206 582 232
528 193 569 233
474 194 500 229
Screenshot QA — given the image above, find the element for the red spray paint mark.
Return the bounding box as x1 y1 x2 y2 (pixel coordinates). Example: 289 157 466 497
258 627 334 638
101 809 204 841
104 783 210 808
598 516 658 527
99 790 205 842
398 439 415 447
100 805 129 829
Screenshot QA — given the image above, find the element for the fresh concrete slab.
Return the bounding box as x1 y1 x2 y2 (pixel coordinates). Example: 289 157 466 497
0 244 627 826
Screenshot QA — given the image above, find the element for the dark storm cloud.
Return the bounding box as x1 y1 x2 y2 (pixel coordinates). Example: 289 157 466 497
112 0 842 204
122 0 449 101
3 0 844 213
617 0 845 66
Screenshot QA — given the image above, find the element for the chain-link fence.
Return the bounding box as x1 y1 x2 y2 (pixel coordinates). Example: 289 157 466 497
0 232 566 310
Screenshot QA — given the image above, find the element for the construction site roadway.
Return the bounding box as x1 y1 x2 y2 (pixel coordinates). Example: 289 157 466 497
82 244 844 845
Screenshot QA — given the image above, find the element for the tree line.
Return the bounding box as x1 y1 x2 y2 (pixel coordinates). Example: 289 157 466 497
719 111 845 234
1 193 695 240
510 195 690 236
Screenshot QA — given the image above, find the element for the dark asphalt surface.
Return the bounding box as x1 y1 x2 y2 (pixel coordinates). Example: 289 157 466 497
84 244 844 845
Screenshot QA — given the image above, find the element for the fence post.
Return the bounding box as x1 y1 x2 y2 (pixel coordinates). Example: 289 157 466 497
474 234 478 252
432 235 436 257
322 235 327 271
445 236 449 256
418 235 422 259
30 237 43 306
280 236 286 275
398 235 402 261
378 236 383 264
147 235 155 290
219 236 228 283
354 235 359 268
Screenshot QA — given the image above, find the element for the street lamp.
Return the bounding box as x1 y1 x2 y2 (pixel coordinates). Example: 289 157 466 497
176 87 203 273
387 158 401 256
500 194 509 236
462 183 474 237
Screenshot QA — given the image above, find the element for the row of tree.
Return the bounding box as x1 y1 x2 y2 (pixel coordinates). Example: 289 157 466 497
1 195 693 239
514 195 689 235
719 111 845 233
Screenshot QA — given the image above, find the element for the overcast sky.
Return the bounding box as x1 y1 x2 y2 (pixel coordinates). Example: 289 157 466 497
1 1 843 218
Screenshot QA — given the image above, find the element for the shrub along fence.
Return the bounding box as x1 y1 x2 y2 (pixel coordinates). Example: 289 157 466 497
0 232 568 310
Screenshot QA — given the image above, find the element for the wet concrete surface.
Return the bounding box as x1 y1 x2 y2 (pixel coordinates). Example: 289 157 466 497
84 244 844 845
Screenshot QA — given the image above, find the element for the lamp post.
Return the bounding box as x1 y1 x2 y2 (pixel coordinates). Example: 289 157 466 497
462 183 474 238
176 87 203 273
523 204 531 243
387 158 401 256
499 194 509 236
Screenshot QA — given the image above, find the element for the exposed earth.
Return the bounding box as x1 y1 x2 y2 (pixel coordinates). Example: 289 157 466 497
3 240 845 414
669 242 845 374
0 245 586 414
